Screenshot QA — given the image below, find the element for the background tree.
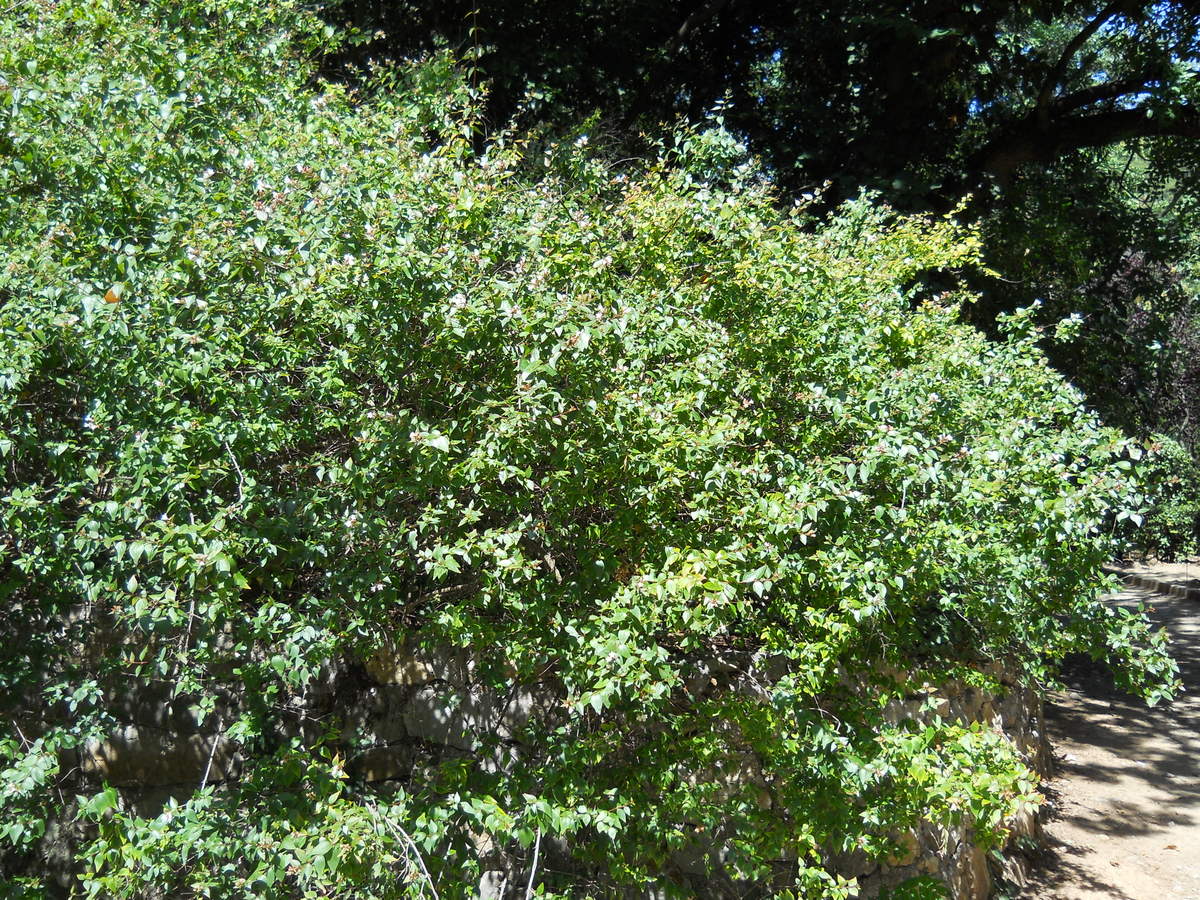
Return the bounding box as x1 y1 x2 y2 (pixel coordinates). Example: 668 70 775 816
330 1 1200 195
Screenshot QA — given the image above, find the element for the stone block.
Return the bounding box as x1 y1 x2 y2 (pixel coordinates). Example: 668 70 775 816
80 726 236 787
403 684 542 750
126 785 190 819
995 852 1029 890
364 638 466 686
344 685 411 745
885 831 919 868
351 744 413 782
946 843 990 900
478 870 509 900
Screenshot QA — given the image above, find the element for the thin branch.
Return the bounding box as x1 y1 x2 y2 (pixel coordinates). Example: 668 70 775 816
10 719 30 752
199 727 222 791
180 591 196 656
369 804 441 900
397 823 440 900
665 0 733 53
1117 143 1138 192
224 440 246 506
524 829 543 900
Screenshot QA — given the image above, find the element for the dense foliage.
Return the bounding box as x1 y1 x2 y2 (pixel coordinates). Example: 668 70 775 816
337 0 1200 557
1134 436 1200 558
0 1 1180 896
979 145 1200 556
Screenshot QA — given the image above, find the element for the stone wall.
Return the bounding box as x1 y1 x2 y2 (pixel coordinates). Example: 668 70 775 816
833 670 1049 898
50 641 1050 899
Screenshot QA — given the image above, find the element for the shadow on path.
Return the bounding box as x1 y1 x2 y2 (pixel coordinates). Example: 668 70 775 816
1022 585 1200 899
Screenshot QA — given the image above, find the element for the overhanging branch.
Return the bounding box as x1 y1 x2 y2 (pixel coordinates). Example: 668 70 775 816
1052 73 1164 114
979 104 1200 183
1035 1 1143 124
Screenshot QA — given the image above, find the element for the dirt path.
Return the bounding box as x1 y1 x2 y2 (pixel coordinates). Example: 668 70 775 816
1022 578 1200 899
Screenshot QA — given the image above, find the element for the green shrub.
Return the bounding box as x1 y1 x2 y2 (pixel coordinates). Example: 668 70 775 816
1132 436 1200 560
0 1 1179 896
